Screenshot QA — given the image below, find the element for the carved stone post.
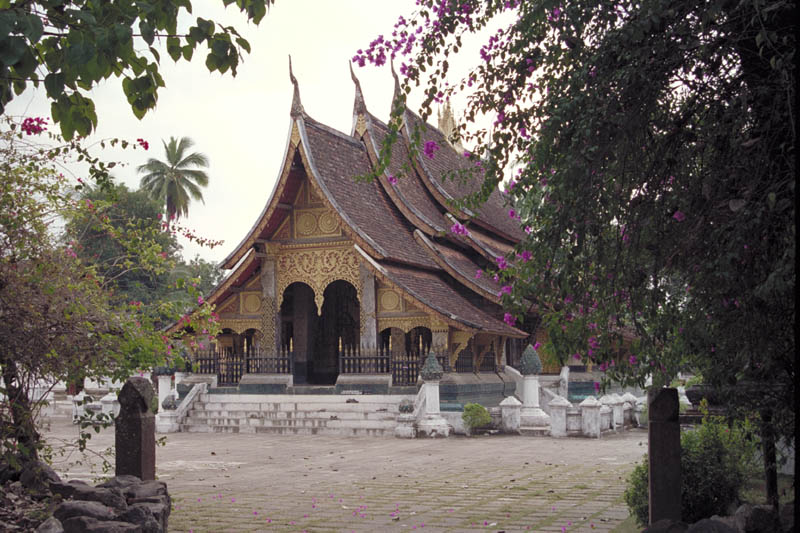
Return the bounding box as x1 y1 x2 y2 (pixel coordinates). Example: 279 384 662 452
416 352 450 438
648 388 681 524
115 377 156 481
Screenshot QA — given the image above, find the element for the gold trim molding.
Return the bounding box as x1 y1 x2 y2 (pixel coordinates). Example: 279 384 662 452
377 316 431 334
219 319 263 335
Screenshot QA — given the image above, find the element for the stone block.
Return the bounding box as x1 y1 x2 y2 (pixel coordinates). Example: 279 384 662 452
54 501 116 523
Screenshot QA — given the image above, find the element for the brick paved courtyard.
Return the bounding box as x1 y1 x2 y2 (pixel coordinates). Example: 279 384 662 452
44 419 646 532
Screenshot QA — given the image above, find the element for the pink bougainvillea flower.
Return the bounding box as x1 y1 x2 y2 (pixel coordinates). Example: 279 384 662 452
387 174 398 185
197 295 205 305
423 141 440 159
629 355 638 365
450 222 470 236
533 342 542 351
475 269 482 279
499 285 513 296
503 312 516 326
593 382 600 392
672 210 686 222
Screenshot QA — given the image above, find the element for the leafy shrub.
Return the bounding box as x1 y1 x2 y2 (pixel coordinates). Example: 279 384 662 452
462 403 492 432
624 405 759 525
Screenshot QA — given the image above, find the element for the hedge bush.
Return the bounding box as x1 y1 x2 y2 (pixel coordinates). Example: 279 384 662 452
624 406 758 525
462 403 492 432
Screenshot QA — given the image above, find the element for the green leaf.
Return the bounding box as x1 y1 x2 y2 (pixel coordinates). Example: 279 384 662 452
0 36 28 66
66 41 95 66
235 36 251 53
205 53 218 72
166 37 181 62
25 14 44 43
44 72 65 99
182 45 193 61
139 20 155 46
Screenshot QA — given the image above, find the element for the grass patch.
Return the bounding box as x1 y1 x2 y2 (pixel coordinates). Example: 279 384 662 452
740 472 795 506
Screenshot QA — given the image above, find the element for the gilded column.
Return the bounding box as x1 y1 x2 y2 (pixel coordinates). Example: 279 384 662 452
359 264 377 350
260 258 279 355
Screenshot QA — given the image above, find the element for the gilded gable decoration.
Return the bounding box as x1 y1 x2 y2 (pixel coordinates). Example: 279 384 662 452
276 244 361 310
293 207 341 239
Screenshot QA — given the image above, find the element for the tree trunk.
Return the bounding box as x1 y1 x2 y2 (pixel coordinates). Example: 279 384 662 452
760 409 779 510
1 359 40 464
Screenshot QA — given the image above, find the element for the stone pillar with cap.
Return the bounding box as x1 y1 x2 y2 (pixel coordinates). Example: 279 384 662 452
579 396 602 438
415 351 450 438
518 344 551 435
648 388 681 524
115 377 156 481
548 395 572 437
157 375 171 414
499 396 522 433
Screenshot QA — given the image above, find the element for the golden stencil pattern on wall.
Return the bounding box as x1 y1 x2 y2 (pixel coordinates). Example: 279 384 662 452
217 295 238 316
240 292 262 314
377 316 431 334
276 244 361 311
377 288 402 312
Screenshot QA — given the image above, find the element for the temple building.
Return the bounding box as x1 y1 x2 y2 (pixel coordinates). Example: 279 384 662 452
178 64 554 399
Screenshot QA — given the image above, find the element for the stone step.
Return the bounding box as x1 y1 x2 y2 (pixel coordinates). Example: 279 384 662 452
519 426 550 437
199 393 412 405
182 415 396 430
194 401 400 413
187 409 397 422
179 423 393 437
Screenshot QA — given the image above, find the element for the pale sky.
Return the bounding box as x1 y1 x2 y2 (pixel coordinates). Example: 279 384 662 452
7 1 426 265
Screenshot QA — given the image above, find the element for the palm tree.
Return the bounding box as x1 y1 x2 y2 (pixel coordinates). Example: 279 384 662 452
137 137 210 227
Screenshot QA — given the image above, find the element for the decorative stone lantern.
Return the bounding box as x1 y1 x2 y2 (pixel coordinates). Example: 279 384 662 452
518 344 551 434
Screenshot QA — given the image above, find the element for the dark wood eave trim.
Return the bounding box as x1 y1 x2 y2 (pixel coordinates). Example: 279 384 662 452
362 110 507 261
413 230 501 304
354 245 476 334
359 113 445 237
355 245 527 338
400 108 522 244
220 118 298 270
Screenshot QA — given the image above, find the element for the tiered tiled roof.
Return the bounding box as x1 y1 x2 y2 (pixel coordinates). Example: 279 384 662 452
206 64 528 338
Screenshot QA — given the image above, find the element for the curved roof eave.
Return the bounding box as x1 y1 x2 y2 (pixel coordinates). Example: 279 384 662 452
413 230 501 304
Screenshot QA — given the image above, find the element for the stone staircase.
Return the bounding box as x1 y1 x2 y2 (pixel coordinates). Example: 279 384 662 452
180 393 413 437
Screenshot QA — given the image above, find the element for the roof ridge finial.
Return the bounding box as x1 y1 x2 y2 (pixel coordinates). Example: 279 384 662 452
289 55 304 118
349 60 367 116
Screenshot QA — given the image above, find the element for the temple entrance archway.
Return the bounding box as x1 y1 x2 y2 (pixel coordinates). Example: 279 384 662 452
279 282 318 385
311 280 360 385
